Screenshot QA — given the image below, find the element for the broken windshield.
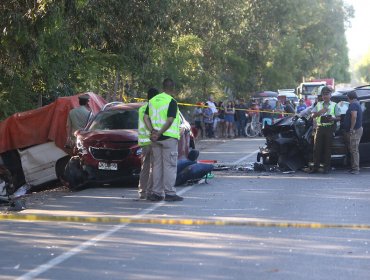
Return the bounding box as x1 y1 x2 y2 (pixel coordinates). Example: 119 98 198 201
87 110 139 131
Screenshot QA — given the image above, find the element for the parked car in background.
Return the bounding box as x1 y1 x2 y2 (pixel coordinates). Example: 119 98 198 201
277 89 299 107
64 102 195 189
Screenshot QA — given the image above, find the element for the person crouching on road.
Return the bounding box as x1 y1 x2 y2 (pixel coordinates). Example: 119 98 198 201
137 88 159 200
143 78 183 202
344 91 363 175
309 86 341 174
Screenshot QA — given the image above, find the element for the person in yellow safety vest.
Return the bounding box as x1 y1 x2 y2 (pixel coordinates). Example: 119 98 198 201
308 86 341 174
137 88 159 200
143 78 183 202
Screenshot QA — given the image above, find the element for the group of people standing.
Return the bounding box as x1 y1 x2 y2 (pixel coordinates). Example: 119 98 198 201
308 86 363 175
193 97 255 139
192 87 364 175
193 96 299 139
67 83 363 202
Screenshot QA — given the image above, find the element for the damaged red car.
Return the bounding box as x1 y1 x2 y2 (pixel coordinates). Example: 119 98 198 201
64 102 195 189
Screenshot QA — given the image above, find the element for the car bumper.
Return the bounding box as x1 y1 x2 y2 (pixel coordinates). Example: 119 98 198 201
83 164 141 185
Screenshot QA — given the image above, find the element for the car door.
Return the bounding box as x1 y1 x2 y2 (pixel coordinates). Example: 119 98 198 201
359 99 370 162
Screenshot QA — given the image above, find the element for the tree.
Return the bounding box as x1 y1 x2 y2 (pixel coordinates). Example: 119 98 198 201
355 48 370 84
0 0 354 120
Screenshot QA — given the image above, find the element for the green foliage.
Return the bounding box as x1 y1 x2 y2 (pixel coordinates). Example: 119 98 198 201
0 0 353 119
355 48 370 84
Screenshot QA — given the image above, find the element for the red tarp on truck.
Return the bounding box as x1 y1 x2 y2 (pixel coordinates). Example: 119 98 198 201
0 92 107 154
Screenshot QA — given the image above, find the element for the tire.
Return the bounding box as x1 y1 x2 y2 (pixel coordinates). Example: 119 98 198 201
256 152 261 162
63 156 85 191
55 156 71 182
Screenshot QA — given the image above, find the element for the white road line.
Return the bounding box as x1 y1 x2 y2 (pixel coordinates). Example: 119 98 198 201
17 186 194 280
232 149 259 164
17 149 255 280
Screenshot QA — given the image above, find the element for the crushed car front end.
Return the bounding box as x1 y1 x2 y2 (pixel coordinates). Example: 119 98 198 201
258 116 313 171
76 129 142 185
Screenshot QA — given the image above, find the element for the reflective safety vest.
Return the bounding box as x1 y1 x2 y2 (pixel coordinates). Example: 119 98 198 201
148 92 180 139
316 101 336 126
138 103 151 146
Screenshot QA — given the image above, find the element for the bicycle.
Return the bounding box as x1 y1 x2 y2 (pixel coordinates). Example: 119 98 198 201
245 115 262 137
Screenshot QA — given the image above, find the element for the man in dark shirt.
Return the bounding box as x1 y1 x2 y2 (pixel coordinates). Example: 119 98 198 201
343 91 363 174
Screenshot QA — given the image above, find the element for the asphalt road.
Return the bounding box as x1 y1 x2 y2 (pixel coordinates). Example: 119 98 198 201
1 137 370 280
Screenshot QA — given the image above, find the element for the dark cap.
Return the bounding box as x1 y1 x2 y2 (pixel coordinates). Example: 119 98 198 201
321 86 332 95
78 94 90 100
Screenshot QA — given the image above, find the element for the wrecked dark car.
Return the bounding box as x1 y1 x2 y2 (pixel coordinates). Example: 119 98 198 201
64 102 197 189
257 85 370 171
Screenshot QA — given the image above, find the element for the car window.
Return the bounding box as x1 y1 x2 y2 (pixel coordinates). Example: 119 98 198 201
288 97 298 102
87 110 139 131
337 101 349 114
362 101 370 121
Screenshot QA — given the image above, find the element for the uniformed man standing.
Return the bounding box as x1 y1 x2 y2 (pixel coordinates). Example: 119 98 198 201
144 78 183 202
137 88 158 199
309 86 341 174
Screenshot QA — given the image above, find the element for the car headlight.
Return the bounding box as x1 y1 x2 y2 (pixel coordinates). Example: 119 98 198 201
76 138 88 154
135 147 142 156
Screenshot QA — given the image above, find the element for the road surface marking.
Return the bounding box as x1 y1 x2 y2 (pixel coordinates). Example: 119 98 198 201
15 186 193 280
14 149 256 279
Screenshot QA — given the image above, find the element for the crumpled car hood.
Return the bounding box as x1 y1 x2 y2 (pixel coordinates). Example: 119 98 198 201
263 116 294 136
78 129 138 144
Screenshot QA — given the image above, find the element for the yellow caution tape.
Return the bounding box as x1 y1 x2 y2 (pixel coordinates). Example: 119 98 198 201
132 97 295 116
1 214 369 230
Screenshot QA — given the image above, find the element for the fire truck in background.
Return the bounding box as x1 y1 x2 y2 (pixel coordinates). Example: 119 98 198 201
297 78 335 98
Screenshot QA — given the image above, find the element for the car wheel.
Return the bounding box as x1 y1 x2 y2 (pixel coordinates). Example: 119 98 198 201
64 156 85 191
256 152 261 162
55 156 71 182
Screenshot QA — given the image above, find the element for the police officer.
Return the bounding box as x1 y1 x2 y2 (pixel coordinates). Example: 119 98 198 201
309 86 341 174
137 88 159 200
143 78 183 202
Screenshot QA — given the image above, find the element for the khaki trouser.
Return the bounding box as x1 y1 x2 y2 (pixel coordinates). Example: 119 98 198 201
151 138 178 196
138 145 153 196
345 127 363 171
313 124 335 170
